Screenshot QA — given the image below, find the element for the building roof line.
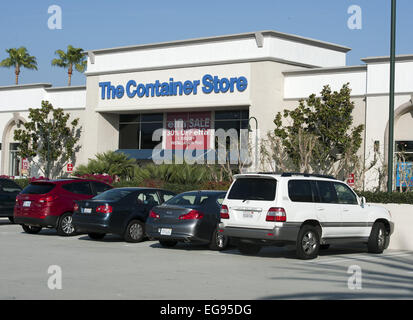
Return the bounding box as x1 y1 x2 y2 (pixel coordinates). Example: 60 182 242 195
283 65 367 76
0 83 52 91
85 30 351 56
361 54 413 63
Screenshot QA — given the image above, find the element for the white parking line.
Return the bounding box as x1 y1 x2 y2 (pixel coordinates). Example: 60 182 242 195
310 252 413 265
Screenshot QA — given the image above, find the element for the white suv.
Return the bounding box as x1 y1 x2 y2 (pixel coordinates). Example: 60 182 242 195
219 173 394 260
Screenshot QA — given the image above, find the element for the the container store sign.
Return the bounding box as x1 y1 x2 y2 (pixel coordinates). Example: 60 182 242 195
166 112 211 150
98 74 248 100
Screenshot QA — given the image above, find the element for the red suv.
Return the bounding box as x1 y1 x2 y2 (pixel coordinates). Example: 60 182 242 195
14 179 112 236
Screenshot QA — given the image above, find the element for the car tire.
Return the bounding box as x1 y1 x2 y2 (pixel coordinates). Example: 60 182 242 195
8 217 15 224
124 220 145 243
159 240 178 248
368 222 387 254
238 242 261 255
88 233 106 240
320 244 330 250
296 225 320 260
209 228 229 251
22 224 42 234
57 212 77 237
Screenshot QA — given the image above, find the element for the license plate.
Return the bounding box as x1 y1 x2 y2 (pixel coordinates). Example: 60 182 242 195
82 208 92 214
23 201 31 207
243 212 254 218
160 228 172 236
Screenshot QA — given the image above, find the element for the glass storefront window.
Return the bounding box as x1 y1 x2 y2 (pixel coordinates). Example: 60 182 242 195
9 143 20 176
119 114 163 150
214 110 249 150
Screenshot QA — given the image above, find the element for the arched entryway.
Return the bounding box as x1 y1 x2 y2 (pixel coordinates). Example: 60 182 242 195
384 99 413 190
1 113 26 176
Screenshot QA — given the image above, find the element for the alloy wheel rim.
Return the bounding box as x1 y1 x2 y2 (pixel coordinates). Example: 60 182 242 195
130 223 143 240
62 216 74 234
302 231 317 254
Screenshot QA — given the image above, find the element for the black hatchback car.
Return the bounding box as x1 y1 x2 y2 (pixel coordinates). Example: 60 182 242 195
72 187 176 242
0 178 22 223
145 190 229 250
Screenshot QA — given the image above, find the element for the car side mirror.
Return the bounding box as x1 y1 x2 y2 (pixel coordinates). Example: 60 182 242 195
360 196 366 207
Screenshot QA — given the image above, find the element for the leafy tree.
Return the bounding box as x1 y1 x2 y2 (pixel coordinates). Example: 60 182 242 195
74 151 137 180
0 47 37 85
14 101 81 178
273 84 364 179
51 45 87 86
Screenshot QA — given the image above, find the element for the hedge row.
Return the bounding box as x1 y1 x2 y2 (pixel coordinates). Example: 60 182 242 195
357 191 413 205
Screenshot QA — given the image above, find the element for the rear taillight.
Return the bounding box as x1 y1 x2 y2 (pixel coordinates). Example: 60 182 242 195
38 195 57 203
96 204 113 214
266 207 286 222
179 210 203 220
74 203 79 212
149 210 160 219
220 205 229 219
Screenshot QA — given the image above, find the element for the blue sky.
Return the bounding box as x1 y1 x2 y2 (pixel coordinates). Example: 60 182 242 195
0 0 411 87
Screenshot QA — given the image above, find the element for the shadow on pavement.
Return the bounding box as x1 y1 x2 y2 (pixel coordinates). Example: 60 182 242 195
257 250 413 299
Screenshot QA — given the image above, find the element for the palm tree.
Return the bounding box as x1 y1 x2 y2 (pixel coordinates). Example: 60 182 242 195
0 47 38 85
51 45 87 86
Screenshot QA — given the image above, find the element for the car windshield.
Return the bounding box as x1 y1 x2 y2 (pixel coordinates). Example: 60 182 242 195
227 178 277 201
93 188 135 201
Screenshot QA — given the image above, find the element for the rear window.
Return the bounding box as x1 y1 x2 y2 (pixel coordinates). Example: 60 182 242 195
93 188 135 201
0 179 21 193
165 193 198 206
21 183 55 195
227 178 277 201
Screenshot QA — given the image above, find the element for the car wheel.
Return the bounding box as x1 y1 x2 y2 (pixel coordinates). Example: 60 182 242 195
22 224 42 234
368 222 387 254
320 244 330 250
124 220 145 243
88 233 106 240
159 240 178 248
8 217 15 224
296 225 320 260
238 242 261 255
209 228 228 251
57 213 77 236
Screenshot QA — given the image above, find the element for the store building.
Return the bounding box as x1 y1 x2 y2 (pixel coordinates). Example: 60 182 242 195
1 30 412 190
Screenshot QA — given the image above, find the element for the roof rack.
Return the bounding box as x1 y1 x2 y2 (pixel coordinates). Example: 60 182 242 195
256 172 336 180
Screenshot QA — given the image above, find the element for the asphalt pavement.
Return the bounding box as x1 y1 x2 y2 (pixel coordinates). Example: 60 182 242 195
0 218 412 300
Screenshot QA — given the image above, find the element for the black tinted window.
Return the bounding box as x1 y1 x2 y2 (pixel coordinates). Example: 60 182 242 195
91 182 112 195
93 188 135 201
0 179 21 193
288 180 313 202
316 181 338 204
334 183 358 205
62 182 93 195
21 183 55 195
228 178 277 201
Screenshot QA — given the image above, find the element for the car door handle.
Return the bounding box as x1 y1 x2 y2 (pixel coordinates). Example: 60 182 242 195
343 209 350 212
316 207 325 211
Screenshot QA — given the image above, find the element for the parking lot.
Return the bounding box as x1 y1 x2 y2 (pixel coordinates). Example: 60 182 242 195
1 218 412 300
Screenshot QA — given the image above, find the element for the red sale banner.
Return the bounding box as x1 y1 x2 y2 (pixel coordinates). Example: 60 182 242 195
166 111 212 150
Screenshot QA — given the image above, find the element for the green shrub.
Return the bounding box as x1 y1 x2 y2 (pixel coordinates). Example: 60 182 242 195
14 178 30 189
357 191 413 204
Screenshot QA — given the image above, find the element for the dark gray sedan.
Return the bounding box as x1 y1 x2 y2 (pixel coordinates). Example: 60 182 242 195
145 190 229 250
